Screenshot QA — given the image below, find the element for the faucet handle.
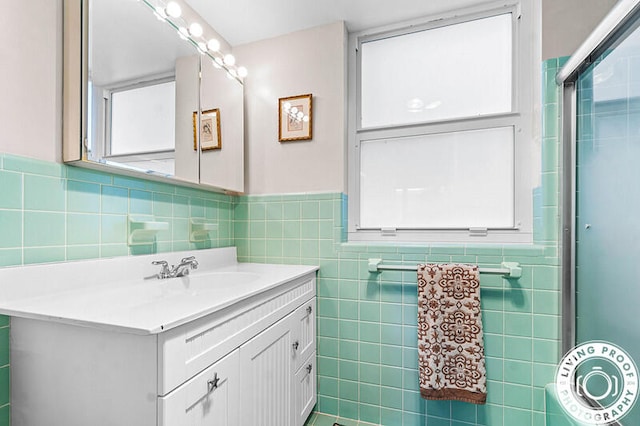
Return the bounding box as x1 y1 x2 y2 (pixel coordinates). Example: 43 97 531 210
181 256 198 269
152 260 170 278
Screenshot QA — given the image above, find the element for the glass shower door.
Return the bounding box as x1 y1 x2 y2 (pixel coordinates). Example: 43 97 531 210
575 20 640 425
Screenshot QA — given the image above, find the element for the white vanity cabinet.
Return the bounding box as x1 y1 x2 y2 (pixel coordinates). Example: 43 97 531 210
239 298 316 426
6 252 317 426
158 291 316 426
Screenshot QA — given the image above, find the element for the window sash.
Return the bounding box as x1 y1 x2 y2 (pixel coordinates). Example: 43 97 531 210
108 79 176 156
358 126 515 230
359 12 514 129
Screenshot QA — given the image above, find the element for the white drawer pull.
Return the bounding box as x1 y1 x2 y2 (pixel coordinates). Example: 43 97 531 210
207 373 220 393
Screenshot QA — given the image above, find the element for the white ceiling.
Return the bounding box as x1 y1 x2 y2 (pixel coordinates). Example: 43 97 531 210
185 0 491 46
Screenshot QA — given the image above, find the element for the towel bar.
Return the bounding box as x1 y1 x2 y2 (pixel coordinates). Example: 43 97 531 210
367 258 522 278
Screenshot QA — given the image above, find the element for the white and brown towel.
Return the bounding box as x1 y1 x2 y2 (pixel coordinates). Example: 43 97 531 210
417 263 487 404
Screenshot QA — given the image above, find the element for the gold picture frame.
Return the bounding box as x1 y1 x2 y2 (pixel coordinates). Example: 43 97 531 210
278 94 312 142
193 108 222 151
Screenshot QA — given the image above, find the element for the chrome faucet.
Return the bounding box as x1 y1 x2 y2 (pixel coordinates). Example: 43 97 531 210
151 256 199 279
170 256 199 277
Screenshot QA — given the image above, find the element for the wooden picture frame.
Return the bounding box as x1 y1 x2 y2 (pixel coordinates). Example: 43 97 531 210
278 94 312 142
193 108 222 151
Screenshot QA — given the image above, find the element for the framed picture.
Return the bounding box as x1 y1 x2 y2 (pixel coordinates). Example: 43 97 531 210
278 94 312 142
193 108 222 151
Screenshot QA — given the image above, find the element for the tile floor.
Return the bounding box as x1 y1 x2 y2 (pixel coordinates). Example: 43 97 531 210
305 411 380 426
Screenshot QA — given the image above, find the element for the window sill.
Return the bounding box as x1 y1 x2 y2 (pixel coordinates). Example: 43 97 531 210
347 228 533 245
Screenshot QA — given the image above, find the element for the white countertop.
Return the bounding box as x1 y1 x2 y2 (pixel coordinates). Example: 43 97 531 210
0 248 318 335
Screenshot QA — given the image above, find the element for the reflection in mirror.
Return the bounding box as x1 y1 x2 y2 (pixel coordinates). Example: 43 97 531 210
199 57 244 192
75 0 246 192
174 53 200 182
194 109 221 151
88 0 199 179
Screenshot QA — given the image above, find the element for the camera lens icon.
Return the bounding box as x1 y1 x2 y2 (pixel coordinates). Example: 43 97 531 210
577 366 619 402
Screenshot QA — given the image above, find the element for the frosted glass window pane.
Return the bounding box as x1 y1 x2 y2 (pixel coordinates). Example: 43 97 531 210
359 127 514 228
111 81 176 155
361 13 512 128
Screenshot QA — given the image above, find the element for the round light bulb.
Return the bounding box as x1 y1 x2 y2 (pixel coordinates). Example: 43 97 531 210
188 23 203 37
165 2 182 18
303 116 309 122
297 111 304 119
207 38 220 52
283 102 291 111
197 42 207 53
223 54 236 66
214 56 224 66
237 66 248 78
291 106 298 114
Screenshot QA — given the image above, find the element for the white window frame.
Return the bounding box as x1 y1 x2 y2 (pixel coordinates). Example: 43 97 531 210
104 75 176 158
347 0 540 244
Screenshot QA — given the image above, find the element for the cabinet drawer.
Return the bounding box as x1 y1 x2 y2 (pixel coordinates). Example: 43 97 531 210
158 274 316 394
292 297 316 372
295 351 317 426
158 349 240 426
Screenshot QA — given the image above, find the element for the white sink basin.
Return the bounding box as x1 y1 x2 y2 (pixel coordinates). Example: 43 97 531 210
159 271 261 294
0 247 318 334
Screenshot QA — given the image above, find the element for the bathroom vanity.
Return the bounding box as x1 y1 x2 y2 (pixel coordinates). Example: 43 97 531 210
0 248 317 426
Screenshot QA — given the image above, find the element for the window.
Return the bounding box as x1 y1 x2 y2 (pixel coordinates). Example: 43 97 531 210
109 80 176 155
348 2 538 243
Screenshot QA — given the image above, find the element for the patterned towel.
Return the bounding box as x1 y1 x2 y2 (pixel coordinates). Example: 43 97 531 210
417 264 487 404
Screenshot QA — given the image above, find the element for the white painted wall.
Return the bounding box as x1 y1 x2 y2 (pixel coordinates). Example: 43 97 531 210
234 22 347 195
542 0 616 60
0 0 62 162
200 59 245 193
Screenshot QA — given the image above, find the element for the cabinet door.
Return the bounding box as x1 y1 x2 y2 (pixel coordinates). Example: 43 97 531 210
295 351 317 426
292 297 316 372
158 349 239 426
239 313 295 426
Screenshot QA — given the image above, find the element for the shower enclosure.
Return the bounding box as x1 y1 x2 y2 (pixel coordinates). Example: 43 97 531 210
559 0 640 424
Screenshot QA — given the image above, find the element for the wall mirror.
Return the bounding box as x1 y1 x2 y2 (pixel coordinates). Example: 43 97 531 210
63 0 245 193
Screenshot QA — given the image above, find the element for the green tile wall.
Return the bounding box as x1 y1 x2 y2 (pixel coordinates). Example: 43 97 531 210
0 154 235 425
0 155 234 265
233 60 565 426
235 193 560 425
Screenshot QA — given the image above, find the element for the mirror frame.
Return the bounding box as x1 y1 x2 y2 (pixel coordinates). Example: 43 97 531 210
62 0 244 194
63 0 85 164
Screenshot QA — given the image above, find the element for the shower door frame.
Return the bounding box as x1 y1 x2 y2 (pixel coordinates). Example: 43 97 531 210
558 0 640 355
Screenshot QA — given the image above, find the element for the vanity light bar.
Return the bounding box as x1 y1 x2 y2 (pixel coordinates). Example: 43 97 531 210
141 0 247 81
